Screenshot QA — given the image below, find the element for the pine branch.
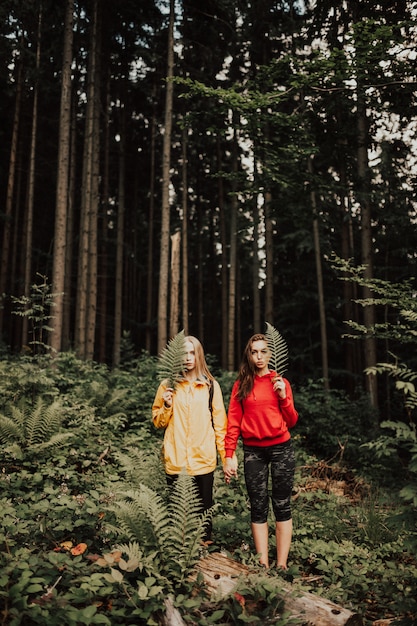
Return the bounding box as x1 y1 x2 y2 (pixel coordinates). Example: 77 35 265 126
157 330 186 389
265 322 289 376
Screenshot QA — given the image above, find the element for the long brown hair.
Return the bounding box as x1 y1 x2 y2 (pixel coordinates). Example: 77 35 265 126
236 334 269 400
184 335 214 383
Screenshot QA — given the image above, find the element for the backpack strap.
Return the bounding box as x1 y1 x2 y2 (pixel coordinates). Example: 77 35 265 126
208 380 214 426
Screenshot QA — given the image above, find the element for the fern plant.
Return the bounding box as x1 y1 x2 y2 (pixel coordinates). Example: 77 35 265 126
265 322 288 376
0 397 73 460
157 330 186 389
11 273 61 356
108 473 211 585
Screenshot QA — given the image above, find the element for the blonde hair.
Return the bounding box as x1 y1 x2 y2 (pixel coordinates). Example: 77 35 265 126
184 335 213 383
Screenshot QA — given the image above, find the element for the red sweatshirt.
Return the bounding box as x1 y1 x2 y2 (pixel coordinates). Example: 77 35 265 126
225 371 298 458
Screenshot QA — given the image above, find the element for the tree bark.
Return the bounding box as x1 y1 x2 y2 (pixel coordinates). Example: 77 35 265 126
357 92 378 408
309 156 329 391
217 135 228 369
62 97 77 351
145 82 158 353
75 0 100 359
169 231 181 337
22 4 42 350
50 0 74 355
181 125 189 335
264 189 274 326
113 108 126 367
157 0 175 353
98 72 111 362
227 123 239 371
0 40 23 333
192 552 364 626
252 175 261 333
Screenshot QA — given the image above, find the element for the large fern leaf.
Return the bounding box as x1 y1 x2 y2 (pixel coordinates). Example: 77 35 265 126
109 474 209 584
157 330 186 389
0 413 24 445
0 397 73 458
165 473 210 576
114 445 166 491
265 322 288 376
25 398 63 446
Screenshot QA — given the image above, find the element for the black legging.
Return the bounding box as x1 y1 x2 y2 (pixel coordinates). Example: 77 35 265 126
243 440 295 523
166 472 214 541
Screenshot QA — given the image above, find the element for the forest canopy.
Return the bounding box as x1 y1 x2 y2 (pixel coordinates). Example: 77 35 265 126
0 0 416 406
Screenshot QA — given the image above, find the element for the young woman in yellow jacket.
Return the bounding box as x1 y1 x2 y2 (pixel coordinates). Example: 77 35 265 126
152 335 228 541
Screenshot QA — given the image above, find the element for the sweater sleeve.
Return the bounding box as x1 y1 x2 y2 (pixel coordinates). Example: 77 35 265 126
225 380 243 458
152 381 173 429
279 379 298 429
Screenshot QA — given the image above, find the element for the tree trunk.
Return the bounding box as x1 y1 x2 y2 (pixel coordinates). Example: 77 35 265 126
0 42 23 333
75 0 100 359
227 123 239 371
252 168 261 333
264 189 274 326
169 231 181 337
85 41 100 361
113 109 126 367
309 156 329 391
357 93 378 408
22 4 42 350
339 161 361 394
181 125 189 335
62 98 77 351
217 135 228 369
50 0 74 355
192 552 364 626
145 82 158 353
157 0 175 353
98 72 111 362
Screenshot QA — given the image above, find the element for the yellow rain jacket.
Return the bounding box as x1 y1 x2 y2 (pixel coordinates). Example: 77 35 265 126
152 378 227 476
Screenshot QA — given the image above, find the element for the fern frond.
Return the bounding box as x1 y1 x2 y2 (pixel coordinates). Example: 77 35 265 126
0 413 24 445
265 322 288 376
114 445 166 491
25 398 64 446
111 486 168 549
32 432 75 454
116 541 144 563
157 330 186 389
164 473 211 577
109 475 209 583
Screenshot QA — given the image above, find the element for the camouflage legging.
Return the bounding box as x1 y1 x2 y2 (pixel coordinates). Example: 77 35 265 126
243 440 295 523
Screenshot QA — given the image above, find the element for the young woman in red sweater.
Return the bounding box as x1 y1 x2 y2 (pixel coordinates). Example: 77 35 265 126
223 334 298 570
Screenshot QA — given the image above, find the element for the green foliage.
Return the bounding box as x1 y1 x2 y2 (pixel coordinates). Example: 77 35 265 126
108 473 210 585
10 274 61 357
294 379 379 464
0 351 416 624
0 397 74 460
213 575 291 625
265 322 288 376
333 257 417 517
157 330 186 389
331 255 417 348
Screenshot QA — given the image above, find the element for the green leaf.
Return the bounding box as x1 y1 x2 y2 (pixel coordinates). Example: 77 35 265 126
109 568 124 583
265 322 289 375
157 331 186 389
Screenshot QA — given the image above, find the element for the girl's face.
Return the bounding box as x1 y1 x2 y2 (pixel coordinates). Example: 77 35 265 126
184 340 196 372
249 340 271 373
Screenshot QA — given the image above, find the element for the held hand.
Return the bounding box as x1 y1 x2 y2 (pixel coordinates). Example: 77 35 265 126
223 456 238 484
162 387 174 407
273 376 287 399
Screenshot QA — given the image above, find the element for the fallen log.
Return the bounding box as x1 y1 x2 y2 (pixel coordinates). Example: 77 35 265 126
192 551 364 626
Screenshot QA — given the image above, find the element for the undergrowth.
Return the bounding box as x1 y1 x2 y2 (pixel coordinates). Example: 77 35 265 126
0 352 416 625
